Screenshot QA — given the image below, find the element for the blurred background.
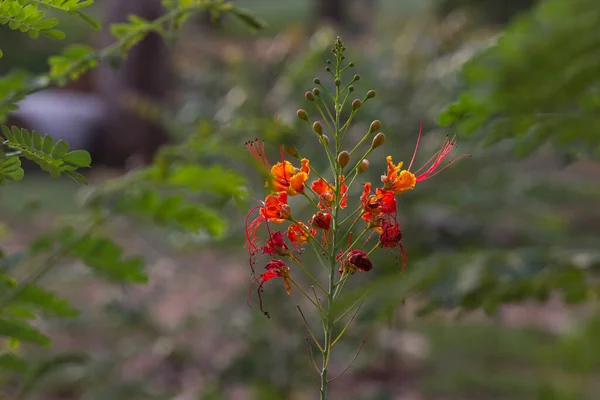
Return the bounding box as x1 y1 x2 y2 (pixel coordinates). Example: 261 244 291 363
2 0 600 399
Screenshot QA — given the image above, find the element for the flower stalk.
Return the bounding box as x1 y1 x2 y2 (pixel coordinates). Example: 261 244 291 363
244 37 469 399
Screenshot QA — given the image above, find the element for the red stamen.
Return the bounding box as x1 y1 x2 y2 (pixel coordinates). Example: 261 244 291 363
407 120 423 172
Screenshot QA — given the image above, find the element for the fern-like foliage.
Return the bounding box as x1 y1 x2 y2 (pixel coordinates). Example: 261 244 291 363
1 125 91 184
0 0 99 58
437 0 600 160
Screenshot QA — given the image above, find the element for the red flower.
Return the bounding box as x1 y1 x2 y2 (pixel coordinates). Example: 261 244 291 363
262 231 289 256
246 139 310 195
337 249 373 274
311 176 348 210
310 212 332 231
382 122 469 194
379 218 407 270
361 182 396 228
248 260 291 318
245 192 290 271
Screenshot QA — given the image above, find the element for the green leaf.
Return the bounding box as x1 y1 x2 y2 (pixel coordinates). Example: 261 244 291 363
42 134 54 154
41 29 65 39
229 7 267 31
16 352 90 398
69 11 101 30
62 149 91 167
0 353 29 373
0 278 79 318
32 18 59 30
0 319 50 345
0 157 25 182
50 139 69 158
32 130 43 151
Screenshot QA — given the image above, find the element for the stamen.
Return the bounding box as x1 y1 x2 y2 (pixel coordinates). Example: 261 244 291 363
407 120 423 172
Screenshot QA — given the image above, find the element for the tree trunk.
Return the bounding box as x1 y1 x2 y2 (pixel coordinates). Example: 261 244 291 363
90 0 171 169
316 0 345 25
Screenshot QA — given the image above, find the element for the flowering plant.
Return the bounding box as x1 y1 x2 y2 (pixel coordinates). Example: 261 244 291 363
245 37 468 399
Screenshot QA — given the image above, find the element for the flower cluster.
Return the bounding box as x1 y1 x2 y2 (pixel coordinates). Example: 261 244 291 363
244 38 469 323
245 118 467 316
243 38 469 398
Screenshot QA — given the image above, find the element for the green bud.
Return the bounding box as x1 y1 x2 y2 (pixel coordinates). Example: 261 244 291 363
283 144 299 159
313 121 323 135
353 74 360 81
372 132 385 148
334 78 341 86
367 90 376 99
337 151 350 168
326 66 332 73
297 109 308 121
348 62 354 67
327 59 332 64
369 120 381 133
314 78 321 85
322 135 330 144
359 159 370 173
312 87 320 96
348 85 355 92
305 91 315 101
352 99 362 110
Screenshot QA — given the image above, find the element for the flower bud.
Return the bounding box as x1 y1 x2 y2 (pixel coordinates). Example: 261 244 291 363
280 204 292 220
321 135 330 144
326 66 332 73
337 151 350 168
283 144 299 159
353 74 360 81
348 62 354 67
311 212 332 231
334 78 341 87
352 99 362 110
305 91 314 101
312 87 320 96
312 121 323 135
297 109 308 121
369 120 381 133
348 85 354 92
359 159 370 173
372 132 385 148
367 90 376 99
314 78 321 84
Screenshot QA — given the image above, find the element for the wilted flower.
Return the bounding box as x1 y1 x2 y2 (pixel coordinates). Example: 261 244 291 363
337 249 373 274
249 260 291 318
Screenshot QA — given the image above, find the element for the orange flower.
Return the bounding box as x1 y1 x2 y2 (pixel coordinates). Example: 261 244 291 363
246 139 310 195
311 176 348 209
287 222 314 245
361 182 397 227
382 122 469 194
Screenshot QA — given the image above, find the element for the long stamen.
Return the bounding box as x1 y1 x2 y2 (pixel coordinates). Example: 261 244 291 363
407 120 423 172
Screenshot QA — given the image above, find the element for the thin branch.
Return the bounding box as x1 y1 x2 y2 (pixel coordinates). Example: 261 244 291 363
331 302 362 347
305 338 321 376
298 306 324 353
327 340 366 383
334 294 366 324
